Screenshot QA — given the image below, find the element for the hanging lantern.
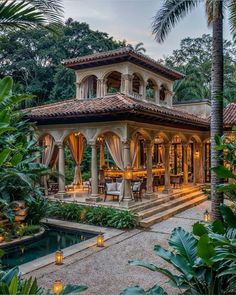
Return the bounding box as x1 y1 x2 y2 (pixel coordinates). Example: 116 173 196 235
0 234 5 243
53 280 63 294
124 165 133 180
203 210 211 222
96 232 104 247
55 250 63 265
195 150 200 158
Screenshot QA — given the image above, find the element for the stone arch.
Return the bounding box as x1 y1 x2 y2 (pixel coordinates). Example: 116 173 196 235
104 71 122 94
146 78 158 101
153 131 170 143
130 128 152 141
81 74 98 99
95 128 124 142
132 72 145 95
189 134 202 144
37 132 56 143
170 133 187 143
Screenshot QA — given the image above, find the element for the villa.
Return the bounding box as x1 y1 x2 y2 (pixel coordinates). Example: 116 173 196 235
28 47 236 227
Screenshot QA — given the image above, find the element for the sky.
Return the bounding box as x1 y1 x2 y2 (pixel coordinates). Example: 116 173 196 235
63 0 231 60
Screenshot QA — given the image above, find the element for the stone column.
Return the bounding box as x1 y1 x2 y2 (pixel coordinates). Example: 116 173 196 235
193 143 200 184
76 82 82 99
183 143 188 186
123 141 134 206
145 141 155 199
163 142 172 193
155 86 160 105
86 142 100 201
122 74 132 95
57 142 66 196
96 79 102 98
198 143 204 183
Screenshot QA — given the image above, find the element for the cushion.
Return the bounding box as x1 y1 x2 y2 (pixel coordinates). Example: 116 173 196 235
117 181 122 192
132 182 141 192
107 191 120 196
106 182 117 192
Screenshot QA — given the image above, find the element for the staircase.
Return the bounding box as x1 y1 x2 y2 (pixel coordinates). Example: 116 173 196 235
132 186 207 228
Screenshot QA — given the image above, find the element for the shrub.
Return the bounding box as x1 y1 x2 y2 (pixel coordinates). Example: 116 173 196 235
25 195 49 225
49 202 137 229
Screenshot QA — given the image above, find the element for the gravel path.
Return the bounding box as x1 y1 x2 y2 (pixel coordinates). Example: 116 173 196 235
27 201 210 295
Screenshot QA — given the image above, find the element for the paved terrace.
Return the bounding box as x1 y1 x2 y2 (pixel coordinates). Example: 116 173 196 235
26 201 210 295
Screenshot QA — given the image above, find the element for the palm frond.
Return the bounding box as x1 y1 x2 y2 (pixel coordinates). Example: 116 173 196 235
152 0 201 43
228 0 236 39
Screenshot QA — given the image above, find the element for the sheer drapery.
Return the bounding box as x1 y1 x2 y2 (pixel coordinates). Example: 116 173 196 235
130 134 139 167
104 133 124 201
67 133 85 185
41 135 58 195
83 76 95 99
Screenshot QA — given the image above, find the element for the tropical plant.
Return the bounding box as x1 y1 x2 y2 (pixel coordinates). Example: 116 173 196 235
152 0 233 219
0 262 87 294
49 202 137 229
0 0 63 31
128 42 146 53
25 196 49 224
212 126 236 201
123 204 236 295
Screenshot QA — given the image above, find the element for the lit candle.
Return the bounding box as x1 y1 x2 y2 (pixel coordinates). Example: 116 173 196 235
96 232 104 247
55 250 63 265
0 235 4 243
203 210 211 222
53 280 63 294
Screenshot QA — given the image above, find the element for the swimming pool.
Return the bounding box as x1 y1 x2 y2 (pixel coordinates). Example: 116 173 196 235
1 225 96 269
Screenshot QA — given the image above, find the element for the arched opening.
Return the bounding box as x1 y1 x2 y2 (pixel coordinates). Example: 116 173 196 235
146 79 157 101
105 71 122 94
132 73 144 96
159 84 168 102
170 135 183 175
82 75 97 99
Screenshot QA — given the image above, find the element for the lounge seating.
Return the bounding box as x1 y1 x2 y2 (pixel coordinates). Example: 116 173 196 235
132 181 142 201
104 181 122 202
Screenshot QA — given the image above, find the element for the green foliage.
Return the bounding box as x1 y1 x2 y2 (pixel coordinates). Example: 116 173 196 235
0 19 126 105
213 129 236 201
25 196 49 225
0 266 87 294
49 202 136 229
120 285 167 295
124 205 236 294
0 223 41 241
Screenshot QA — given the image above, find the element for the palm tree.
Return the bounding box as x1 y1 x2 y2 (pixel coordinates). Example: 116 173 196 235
152 0 230 220
128 42 146 53
0 0 63 30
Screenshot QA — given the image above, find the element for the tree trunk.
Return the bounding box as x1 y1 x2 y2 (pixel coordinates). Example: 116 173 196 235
211 0 224 220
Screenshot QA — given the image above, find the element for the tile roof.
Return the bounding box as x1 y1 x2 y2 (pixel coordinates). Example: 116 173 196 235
62 47 184 81
224 103 236 127
27 93 209 129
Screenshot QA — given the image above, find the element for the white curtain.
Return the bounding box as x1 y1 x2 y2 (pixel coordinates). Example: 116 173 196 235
41 135 58 195
67 133 85 186
83 76 95 99
130 134 139 167
104 133 124 170
104 133 124 201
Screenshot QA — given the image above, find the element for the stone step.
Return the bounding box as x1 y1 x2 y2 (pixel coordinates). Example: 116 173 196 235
132 186 202 213
137 191 204 220
139 195 207 228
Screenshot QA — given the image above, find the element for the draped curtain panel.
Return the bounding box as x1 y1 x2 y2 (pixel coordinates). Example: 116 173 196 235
104 133 124 201
67 133 85 185
130 134 139 167
83 76 95 99
41 135 58 195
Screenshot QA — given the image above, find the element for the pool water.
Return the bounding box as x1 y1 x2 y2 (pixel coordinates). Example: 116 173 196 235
1 225 96 269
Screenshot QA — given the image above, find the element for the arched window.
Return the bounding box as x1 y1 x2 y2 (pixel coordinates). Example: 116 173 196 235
82 75 97 99
146 79 156 101
106 71 122 94
132 73 143 95
159 84 168 101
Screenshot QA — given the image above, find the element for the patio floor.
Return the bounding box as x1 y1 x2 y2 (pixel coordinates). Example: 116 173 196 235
25 200 210 295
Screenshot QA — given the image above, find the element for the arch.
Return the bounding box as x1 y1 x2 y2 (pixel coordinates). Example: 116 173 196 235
153 131 170 143
81 75 97 99
132 72 144 94
38 132 56 143
95 128 123 142
104 71 122 94
146 78 157 101
170 133 187 143
189 134 202 144
130 128 152 141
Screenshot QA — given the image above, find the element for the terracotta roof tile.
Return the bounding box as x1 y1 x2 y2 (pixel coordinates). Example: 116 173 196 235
62 47 184 81
28 94 209 129
224 103 236 127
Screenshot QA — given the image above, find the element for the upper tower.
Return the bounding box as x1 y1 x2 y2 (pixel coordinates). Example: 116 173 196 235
63 47 184 108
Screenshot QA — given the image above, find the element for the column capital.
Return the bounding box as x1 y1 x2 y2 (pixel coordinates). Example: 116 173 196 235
89 141 97 148
56 142 64 148
122 73 133 80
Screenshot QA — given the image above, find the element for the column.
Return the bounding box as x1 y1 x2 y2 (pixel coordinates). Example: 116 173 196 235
57 142 66 195
122 74 132 95
145 141 155 198
123 141 134 206
155 86 160 105
163 142 172 193
183 143 188 186
199 143 204 183
76 82 82 99
90 142 99 198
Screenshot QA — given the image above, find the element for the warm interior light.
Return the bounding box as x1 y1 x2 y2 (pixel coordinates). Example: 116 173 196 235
97 232 104 247
53 280 63 294
0 235 5 243
195 150 200 158
55 250 63 265
124 165 133 180
203 210 211 222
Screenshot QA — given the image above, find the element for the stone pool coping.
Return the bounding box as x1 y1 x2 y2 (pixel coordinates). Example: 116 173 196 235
19 218 124 275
